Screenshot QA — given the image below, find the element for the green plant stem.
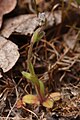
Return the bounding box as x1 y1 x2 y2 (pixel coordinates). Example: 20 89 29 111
27 43 33 68
27 38 44 103
35 85 44 103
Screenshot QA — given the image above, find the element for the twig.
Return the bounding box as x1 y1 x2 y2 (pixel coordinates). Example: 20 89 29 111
5 85 19 120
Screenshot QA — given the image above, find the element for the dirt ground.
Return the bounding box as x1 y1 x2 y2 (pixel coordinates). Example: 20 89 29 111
0 0 80 120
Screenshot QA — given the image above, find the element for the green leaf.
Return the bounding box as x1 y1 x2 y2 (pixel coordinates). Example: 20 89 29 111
42 98 53 108
32 29 38 43
22 71 40 88
22 71 34 83
42 92 61 108
32 28 45 43
39 80 45 97
28 61 35 75
22 94 40 105
37 31 45 42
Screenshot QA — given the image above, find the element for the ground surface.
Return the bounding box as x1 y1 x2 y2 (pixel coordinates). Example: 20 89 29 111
0 0 80 120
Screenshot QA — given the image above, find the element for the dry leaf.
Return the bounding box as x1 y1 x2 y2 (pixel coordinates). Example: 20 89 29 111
0 12 55 38
49 92 61 101
16 99 23 108
74 31 80 52
63 28 79 49
74 40 80 52
54 10 62 25
0 0 17 28
22 94 40 105
0 36 19 78
36 0 45 5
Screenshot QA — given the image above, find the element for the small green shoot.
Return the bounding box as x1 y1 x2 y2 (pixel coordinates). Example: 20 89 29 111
31 28 45 43
21 28 61 108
